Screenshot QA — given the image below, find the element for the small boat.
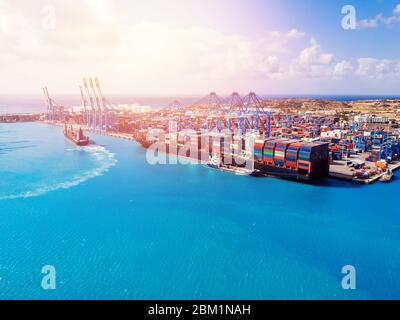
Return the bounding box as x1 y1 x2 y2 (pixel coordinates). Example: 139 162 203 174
380 170 393 183
206 155 221 169
234 167 257 176
234 153 259 176
206 154 260 177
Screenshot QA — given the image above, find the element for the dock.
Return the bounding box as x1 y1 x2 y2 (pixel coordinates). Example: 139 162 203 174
107 132 137 141
329 155 400 184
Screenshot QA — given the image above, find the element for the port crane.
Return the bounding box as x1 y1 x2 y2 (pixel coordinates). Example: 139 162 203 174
43 87 65 122
79 85 89 126
187 92 272 136
83 78 96 129
80 77 114 133
242 92 272 137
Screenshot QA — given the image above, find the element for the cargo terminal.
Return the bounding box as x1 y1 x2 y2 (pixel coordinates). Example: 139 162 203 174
30 79 400 184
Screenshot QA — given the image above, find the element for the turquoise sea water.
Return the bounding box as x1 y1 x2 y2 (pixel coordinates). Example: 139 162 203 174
0 122 399 300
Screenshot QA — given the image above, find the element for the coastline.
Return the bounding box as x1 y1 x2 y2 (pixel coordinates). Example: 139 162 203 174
8 120 400 184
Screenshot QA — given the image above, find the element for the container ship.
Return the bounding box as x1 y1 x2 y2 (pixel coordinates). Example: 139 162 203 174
253 138 330 181
64 124 90 146
134 130 330 182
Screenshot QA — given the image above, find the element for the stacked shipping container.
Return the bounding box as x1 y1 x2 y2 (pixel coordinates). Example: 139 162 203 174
263 140 277 165
298 145 313 174
274 141 291 166
139 129 330 181
254 138 330 181
254 140 265 162
285 142 301 169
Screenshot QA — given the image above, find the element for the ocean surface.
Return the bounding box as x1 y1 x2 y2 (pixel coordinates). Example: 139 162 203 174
0 122 399 300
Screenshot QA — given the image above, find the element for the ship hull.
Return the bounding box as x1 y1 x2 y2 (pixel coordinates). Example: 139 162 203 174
64 126 90 146
255 162 313 182
135 140 326 182
65 134 90 146
207 164 220 170
76 140 90 146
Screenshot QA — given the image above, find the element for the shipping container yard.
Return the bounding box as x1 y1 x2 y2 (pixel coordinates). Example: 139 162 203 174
28 80 400 184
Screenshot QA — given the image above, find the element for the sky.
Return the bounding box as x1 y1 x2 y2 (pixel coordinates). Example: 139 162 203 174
0 0 400 96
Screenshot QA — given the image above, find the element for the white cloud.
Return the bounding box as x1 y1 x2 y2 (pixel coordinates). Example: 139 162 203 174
0 0 302 93
112 23 285 79
356 58 400 79
268 28 305 40
0 0 399 94
264 28 305 54
333 61 354 79
357 19 378 29
357 3 400 29
290 38 336 78
298 39 334 66
282 34 400 82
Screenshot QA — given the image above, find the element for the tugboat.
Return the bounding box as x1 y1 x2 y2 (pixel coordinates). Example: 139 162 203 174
235 167 259 176
207 154 222 169
206 153 259 177
235 151 259 176
64 124 90 146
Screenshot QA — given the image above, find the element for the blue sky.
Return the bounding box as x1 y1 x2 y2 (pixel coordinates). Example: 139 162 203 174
0 0 399 95
113 0 400 58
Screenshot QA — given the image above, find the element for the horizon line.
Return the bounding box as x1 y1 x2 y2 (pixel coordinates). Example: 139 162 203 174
1 93 400 97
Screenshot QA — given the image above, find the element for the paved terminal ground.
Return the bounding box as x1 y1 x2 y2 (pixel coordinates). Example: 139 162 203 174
330 152 400 184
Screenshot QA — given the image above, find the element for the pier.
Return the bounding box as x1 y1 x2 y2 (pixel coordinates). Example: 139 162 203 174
0 113 41 123
329 152 400 184
330 161 400 184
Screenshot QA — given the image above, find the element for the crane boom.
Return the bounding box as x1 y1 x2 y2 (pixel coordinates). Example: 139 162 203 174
83 78 95 110
89 78 101 111
95 77 106 110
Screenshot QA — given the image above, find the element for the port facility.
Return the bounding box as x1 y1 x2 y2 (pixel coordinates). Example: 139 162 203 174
3 78 399 184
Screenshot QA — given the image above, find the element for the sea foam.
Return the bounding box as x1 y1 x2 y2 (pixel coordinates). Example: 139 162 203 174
0 145 117 200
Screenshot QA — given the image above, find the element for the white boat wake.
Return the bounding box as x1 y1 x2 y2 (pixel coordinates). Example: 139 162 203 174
0 145 117 201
